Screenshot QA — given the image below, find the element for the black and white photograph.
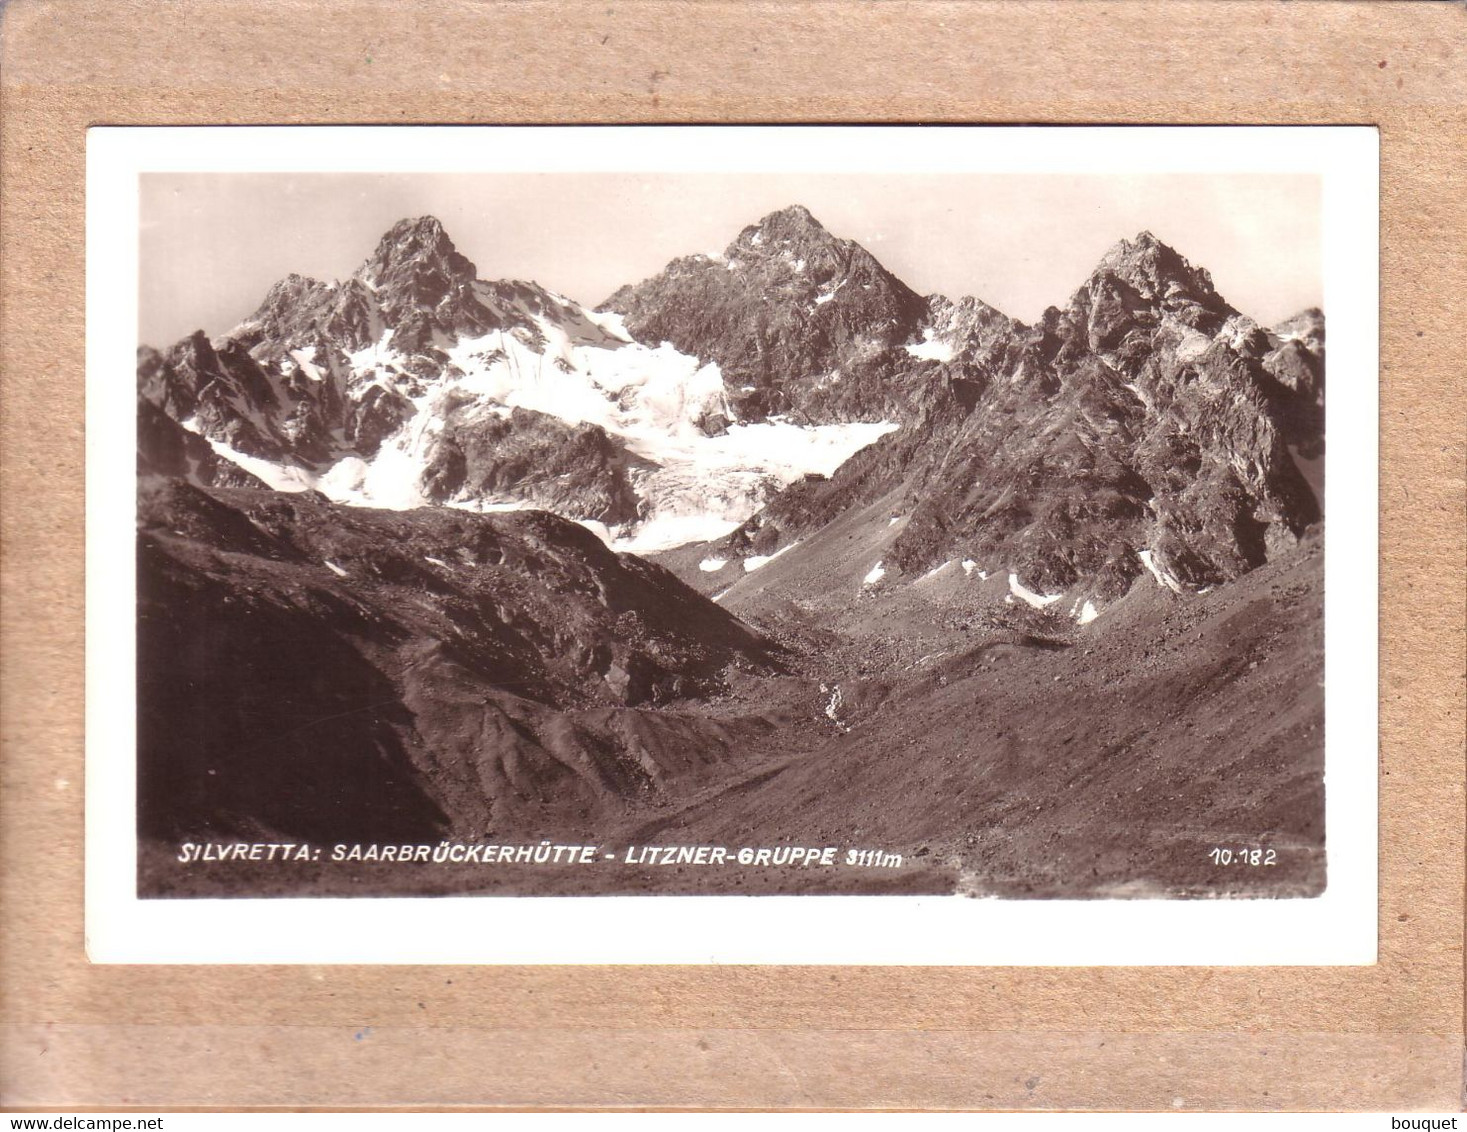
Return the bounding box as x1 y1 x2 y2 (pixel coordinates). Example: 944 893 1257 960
87 126 1379 963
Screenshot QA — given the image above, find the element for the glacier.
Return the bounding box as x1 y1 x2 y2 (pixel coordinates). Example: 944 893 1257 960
206 282 899 554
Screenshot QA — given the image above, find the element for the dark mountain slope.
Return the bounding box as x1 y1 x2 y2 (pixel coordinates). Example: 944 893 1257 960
137 393 269 490
137 480 785 882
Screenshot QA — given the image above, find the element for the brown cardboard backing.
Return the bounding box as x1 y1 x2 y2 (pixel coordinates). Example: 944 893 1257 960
1 0 1463 1112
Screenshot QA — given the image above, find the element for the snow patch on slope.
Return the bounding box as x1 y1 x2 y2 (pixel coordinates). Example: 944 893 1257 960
1138 548 1185 594
821 684 848 732
179 419 315 494
904 327 956 363
1008 572 1064 609
744 542 799 572
813 280 844 306
288 348 325 381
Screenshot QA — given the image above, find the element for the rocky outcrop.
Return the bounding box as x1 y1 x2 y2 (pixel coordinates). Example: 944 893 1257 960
140 329 345 463
1260 307 1326 458
420 403 647 525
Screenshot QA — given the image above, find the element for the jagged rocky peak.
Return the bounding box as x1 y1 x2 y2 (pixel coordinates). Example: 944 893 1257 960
729 203 828 251
171 326 216 361
260 271 333 309
1069 230 1230 340
217 216 496 364
600 203 928 422
1093 230 1218 303
163 329 229 396
352 215 495 348
709 226 1326 604
358 215 472 286
725 203 916 298
927 292 1008 321
1052 231 1236 356
231 273 338 351
603 201 922 313
925 293 1022 348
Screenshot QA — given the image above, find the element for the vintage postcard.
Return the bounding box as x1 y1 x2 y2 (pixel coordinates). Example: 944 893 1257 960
85 125 1378 963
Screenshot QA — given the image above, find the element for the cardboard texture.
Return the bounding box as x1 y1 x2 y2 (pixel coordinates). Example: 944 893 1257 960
1 0 1463 1112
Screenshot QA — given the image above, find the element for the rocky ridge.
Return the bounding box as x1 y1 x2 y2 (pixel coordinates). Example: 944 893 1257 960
140 214 1323 603
693 231 1325 610
139 217 637 477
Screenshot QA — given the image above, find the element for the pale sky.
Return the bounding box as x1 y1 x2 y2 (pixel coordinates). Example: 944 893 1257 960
139 172 1321 348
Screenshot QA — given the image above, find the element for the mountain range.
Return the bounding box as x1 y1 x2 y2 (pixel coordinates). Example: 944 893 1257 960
136 205 1326 898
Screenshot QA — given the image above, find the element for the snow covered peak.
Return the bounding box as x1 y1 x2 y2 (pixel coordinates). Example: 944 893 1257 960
140 209 904 555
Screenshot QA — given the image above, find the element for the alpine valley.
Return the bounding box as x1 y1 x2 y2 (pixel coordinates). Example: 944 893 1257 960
137 207 1327 898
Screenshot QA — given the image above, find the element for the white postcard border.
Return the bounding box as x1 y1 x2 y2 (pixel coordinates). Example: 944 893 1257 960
86 125 1379 964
